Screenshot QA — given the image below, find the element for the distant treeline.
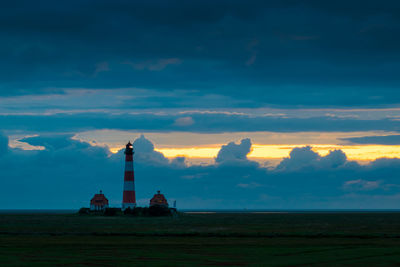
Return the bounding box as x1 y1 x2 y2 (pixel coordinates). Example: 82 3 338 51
79 206 177 217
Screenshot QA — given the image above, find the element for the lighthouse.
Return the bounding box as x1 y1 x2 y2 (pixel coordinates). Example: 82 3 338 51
122 141 136 210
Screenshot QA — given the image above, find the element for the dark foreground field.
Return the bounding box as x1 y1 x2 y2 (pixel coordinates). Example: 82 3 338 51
2 212 400 266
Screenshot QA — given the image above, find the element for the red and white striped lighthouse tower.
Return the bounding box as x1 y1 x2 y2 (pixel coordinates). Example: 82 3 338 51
122 141 136 210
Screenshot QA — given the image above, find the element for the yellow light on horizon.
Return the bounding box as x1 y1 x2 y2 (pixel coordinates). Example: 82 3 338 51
154 144 400 162
109 147 120 154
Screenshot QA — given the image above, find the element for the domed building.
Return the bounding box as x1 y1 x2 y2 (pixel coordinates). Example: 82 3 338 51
90 190 109 211
150 191 168 207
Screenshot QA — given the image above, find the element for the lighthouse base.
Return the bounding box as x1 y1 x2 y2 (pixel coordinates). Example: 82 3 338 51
122 203 136 211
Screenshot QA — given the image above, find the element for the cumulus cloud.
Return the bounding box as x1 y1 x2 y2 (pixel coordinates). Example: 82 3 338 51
21 134 89 151
170 156 187 168
0 135 115 208
276 146 319 171
277 146 347 171
2 134 400 209
320 149 347 168
132 135 169 166
215 138 252 164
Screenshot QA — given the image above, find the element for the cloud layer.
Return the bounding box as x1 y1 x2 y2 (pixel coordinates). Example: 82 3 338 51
342 135 400 145
2 112 400 134
1 1 400 107
1 134 400 209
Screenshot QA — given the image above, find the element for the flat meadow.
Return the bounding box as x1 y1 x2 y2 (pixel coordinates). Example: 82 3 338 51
1 212 400 266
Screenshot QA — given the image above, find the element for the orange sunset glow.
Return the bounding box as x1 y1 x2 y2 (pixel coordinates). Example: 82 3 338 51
100 144 400 164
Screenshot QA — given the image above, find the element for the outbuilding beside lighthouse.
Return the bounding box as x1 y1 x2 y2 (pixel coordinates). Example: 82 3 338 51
90 190 109 211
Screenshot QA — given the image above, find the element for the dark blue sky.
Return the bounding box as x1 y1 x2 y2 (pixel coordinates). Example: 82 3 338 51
2 0 400 106
2 1 400 209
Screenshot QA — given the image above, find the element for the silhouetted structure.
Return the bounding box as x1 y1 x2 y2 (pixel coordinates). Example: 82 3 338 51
150 190 169 207
90 190 109 211
122 141 136 210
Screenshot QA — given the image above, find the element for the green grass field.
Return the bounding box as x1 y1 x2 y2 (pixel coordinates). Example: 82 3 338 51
1 212 400 266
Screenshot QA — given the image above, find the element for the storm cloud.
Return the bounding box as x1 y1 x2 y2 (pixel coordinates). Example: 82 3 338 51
1 1 400 107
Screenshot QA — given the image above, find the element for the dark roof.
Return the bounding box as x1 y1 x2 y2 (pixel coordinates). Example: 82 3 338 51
150 191 168 206
90 191 109 205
